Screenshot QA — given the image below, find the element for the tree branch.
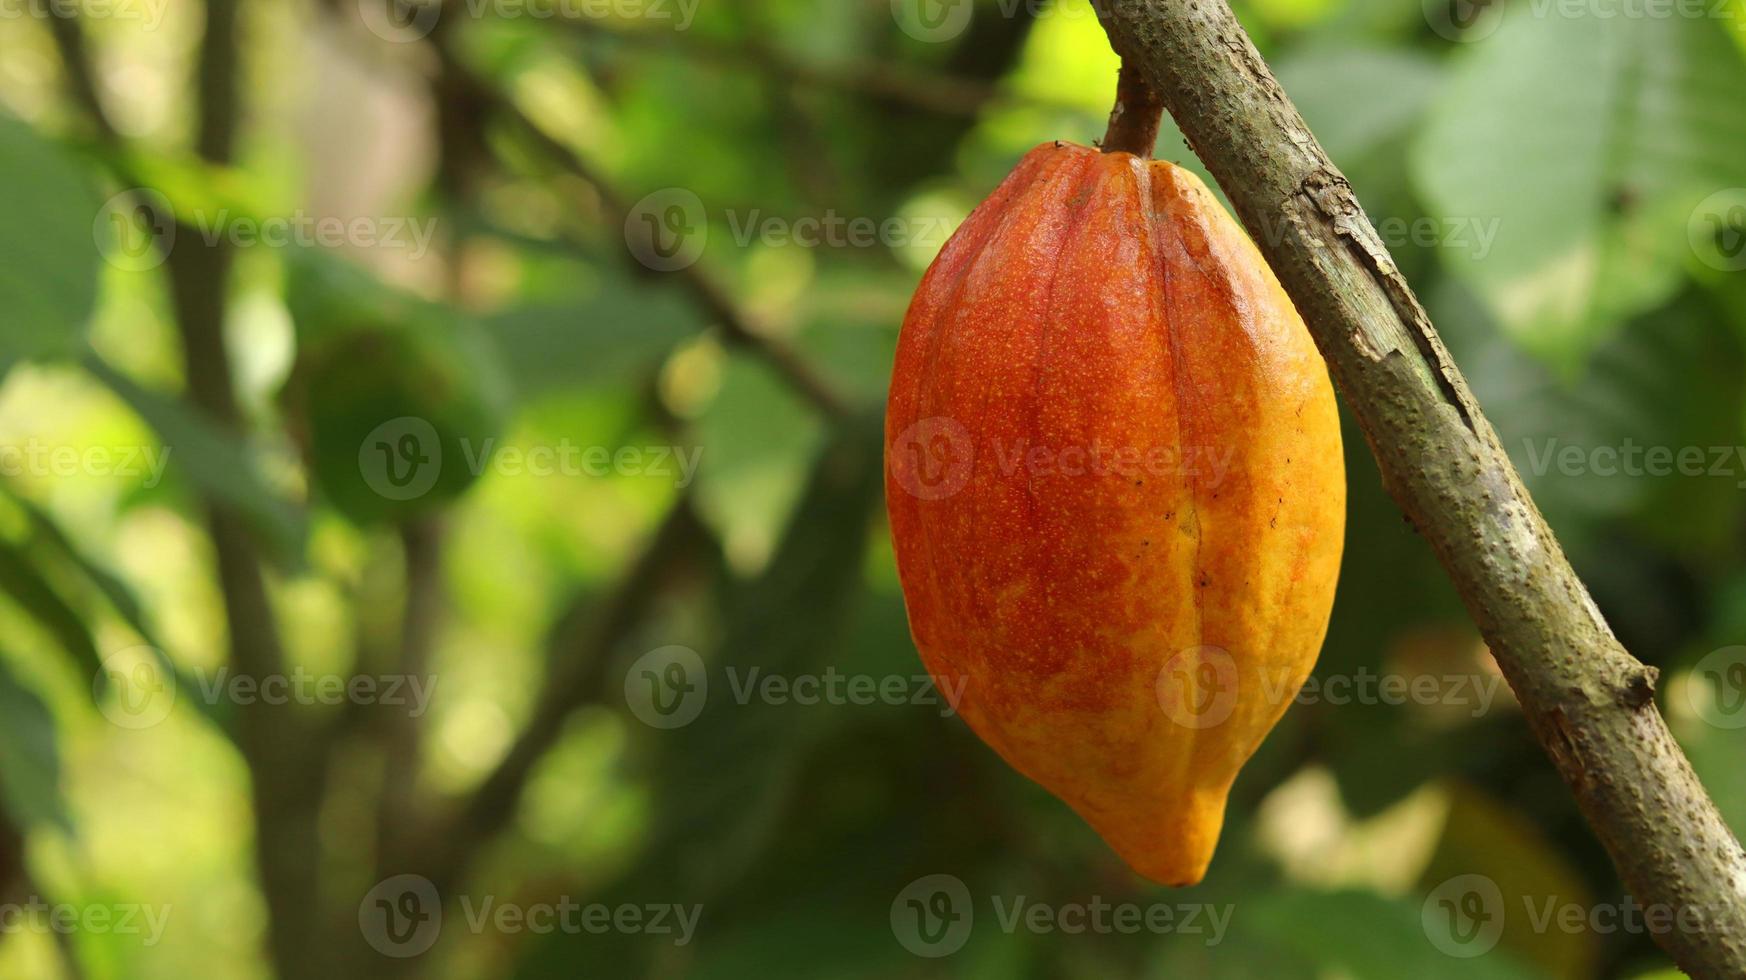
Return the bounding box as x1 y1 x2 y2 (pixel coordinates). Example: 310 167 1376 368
309 0 857 420
1099 59 1164 158
371 517 445 870
49 5 330 979
44 12 117 144
428 39 855 422
567 19 1080 118
419 492 712 894
1098 2 1746 974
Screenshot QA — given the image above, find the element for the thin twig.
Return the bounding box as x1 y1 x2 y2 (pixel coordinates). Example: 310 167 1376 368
369 10 479 884
371 517 444 871
423 37 854 421
420 493 712 894
1099 59 1164 158
1099 2 1746 974
307 0 859 421
44 13 117 144
48 9 330 980
567 20 1078 118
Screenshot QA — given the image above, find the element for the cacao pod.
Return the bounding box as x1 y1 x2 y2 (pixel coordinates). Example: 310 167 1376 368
281 257 508 525
885 141 1345 885
286 321 506 524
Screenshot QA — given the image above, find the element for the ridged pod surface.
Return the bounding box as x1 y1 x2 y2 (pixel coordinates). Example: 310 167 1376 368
885 141 1345 885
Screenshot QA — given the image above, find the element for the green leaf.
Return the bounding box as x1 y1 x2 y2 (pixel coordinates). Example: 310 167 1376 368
1 488 150 638
685 902 912 980
0 537 102 687
283 249 464 345
0 487 233 737
484 281 700 398
1412 11 1746 366
0 659 71 833
1276 44 1445 285
648 413 884 888
282 250 512 524
692 354 828 568
0 114 103 361
514 416 884 977
1417 788 1599 978
1249 888 1539 980
1277 44 1441 176
1437 282 1746 562
83 353 306 561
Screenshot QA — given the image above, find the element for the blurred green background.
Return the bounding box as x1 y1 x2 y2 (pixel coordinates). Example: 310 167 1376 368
0 0 1743 977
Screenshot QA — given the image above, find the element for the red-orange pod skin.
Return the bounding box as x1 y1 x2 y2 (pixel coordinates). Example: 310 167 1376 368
885 141 1345 886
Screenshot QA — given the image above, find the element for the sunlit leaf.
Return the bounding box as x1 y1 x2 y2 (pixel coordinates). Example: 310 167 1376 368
0 538 102 688
1276 44 1441 181
0 114 102 362
1249 886 1538 979
485 284 698 397
83 354 306 561
0 659 71 833
1412 11 1746 366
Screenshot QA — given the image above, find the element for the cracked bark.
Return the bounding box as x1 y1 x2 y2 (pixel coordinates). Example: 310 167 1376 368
1099 1 1746 975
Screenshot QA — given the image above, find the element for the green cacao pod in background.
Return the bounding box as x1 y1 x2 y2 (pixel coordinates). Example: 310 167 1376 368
282 258 509 525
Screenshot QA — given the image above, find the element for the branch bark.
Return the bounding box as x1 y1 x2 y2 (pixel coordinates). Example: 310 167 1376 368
429 38 854 422
568 19 1081 118
1099 2 1746 975
420 493 712 895
1099 60 1164 158
49 11 330 977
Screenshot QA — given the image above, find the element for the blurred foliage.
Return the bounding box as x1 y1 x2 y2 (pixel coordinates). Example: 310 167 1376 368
0 0 1737 978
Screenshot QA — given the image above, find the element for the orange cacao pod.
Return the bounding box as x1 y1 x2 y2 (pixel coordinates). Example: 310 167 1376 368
885 141 1345 885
